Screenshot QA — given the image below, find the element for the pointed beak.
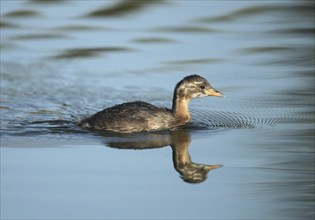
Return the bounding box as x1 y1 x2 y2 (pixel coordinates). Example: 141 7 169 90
206 88 224 97
204 164 223 171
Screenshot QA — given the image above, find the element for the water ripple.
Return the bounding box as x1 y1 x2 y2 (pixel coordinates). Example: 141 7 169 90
189 103 307 129
51 47 134 59
3 9 41 18
192 109 255 129
85 0 166 18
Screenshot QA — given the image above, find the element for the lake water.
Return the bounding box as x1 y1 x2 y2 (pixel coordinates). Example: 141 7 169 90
1 0 314 219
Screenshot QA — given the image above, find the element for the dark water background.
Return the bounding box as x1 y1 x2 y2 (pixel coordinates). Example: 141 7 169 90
1 0 314 219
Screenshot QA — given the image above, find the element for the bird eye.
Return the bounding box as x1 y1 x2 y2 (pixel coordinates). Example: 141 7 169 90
200 85 205 89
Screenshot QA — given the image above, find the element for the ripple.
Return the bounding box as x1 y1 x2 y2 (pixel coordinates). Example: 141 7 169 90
85 0 165 18
237 47 293 55
191 109 277 129
2 119 85 139
165 58 224 66
0 21 20 28
3 9 41 18
130 37 178 44
195 6 275 23
194 4 312 23
152 25 218 33
51 47 134 59
27 0 66 4
10 33 70 41
269 28 315 36
53 25 109 32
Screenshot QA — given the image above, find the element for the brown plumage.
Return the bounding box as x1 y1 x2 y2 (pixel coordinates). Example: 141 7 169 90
79 74 223 133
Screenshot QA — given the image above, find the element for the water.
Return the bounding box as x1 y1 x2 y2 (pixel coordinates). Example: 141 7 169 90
1 0 314 219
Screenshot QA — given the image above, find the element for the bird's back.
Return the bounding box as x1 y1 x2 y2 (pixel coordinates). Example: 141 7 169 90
79 101 178 133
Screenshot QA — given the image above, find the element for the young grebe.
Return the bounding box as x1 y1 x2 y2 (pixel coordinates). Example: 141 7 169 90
79 74 223 133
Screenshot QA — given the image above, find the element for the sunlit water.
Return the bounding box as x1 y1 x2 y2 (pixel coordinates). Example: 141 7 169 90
1 0 314 219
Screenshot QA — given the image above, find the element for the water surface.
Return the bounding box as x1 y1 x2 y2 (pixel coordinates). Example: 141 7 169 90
1 0 314 219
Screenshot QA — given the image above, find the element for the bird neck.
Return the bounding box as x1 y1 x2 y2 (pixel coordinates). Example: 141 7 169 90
172 88 191 123
171 130 192 166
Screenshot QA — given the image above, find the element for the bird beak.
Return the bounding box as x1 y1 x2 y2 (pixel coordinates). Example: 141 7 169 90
203 164 223 171
206 88 224 97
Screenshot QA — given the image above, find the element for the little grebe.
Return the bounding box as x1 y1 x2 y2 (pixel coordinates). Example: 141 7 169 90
79 74 223 133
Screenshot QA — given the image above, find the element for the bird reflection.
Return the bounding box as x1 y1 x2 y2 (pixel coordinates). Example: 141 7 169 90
102 129 222 184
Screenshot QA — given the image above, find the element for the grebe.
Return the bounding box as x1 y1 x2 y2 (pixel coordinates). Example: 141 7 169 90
79 74 223 133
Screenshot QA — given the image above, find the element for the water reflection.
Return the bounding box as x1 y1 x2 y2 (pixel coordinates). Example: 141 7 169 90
103 129 222 184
